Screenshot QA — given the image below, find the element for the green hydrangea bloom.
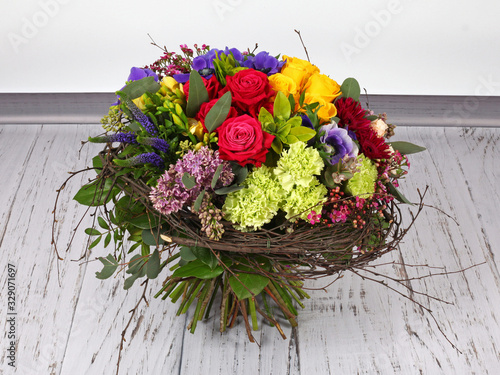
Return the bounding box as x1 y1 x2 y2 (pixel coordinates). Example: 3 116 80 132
222 166 284 231
282 178 327 221
346 154 378 197
274 141 324 191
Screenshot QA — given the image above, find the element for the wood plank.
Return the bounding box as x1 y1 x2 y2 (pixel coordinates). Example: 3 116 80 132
1 125 499 375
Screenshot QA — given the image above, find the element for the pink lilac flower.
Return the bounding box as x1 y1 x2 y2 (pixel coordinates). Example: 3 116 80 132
150 147 234 215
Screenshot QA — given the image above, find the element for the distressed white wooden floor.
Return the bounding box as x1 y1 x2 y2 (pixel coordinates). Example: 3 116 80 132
1 124 499 375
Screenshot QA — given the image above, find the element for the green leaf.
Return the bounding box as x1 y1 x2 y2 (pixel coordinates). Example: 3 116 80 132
214 185 244 195
182 172 196 190
180 246 197 261
186 70 209 117
193 190 206 212
211 165 224 189
388 141 426 155
95 254 118 280
98 216 109 230
73 179 119 207
289 126 316 142
85 228 101 236
127 254 145 275
126 211 162 230
104 232 112 248
340 77 361 101
273 91 291 119
286 134 299 144
387 182 413 204
92 155 103 170
277 121 292 137
172 259 224 279
141 229 164 247
146 249 161 279
118 76 161 99
231 163 248 185
366 115 378 121
288 94 296 113
228 269 270 300
204 92 232 132
271 138 283 154
258 107 274 127
191 247 218 270
88 236 102 249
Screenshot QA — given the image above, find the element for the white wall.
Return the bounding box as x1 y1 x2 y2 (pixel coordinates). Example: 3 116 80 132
1 0 499 96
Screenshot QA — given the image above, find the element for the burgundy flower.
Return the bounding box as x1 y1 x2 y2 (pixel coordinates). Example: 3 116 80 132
335 97 371 136
359 129 392 160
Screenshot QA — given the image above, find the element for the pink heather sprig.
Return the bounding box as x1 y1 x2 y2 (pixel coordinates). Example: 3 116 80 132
150 146 234 216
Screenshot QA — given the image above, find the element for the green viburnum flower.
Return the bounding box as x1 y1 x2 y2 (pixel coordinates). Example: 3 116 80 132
223 166 284 231
274 141 324 191
346 154 378 197
282 178 327 221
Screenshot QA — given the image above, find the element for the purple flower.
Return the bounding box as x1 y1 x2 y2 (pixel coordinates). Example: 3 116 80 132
319 123 358 165
116 152 164 168
138 137 170 152
243 51 284 75
150 147 234 215
123 98 158 135
89 132 138 144
127 67 159 82
174 48 245 83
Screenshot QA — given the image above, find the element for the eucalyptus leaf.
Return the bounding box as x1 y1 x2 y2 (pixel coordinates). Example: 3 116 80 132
204 92 232 132
388 141 427 155
118 76 160 99
214 185 244 195
85 228 101 236
146 249 161 279
142 228 164 247
340 77 361 101
180 246 197 261
182 172 196 190
95 254 118 280
211 165 224 189
127 254 145 275
193 190 206 212
186 70 210 117
387 182 413 204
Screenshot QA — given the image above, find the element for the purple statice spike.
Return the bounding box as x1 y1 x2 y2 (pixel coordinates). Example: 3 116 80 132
89 132 138 144
123 98 158 135
138 137 170 153
134 153 164 168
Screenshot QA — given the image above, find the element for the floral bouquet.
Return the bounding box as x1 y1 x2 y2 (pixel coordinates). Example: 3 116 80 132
60 43 426 341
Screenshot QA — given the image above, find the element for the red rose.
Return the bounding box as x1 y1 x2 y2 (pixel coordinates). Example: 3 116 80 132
225 69 275 117
215 114 274 167
196 99 239 132
184 75 222 102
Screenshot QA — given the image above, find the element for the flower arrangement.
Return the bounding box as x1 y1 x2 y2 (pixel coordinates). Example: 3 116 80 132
60 42 426 342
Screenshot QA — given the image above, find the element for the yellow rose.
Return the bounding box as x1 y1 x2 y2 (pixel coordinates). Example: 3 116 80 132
281 55 320 90
302 93 337 123
303 73 341 102
268 73 298 99
161 76 183 92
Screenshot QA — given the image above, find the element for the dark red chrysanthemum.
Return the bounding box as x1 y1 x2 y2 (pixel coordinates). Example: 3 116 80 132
359 129 392 160
335 97 371 135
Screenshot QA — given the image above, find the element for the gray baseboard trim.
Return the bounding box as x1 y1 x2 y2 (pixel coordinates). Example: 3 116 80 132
1 93 499 127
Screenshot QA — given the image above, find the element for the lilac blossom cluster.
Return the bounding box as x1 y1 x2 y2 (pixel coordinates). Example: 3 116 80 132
150 146 234 215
